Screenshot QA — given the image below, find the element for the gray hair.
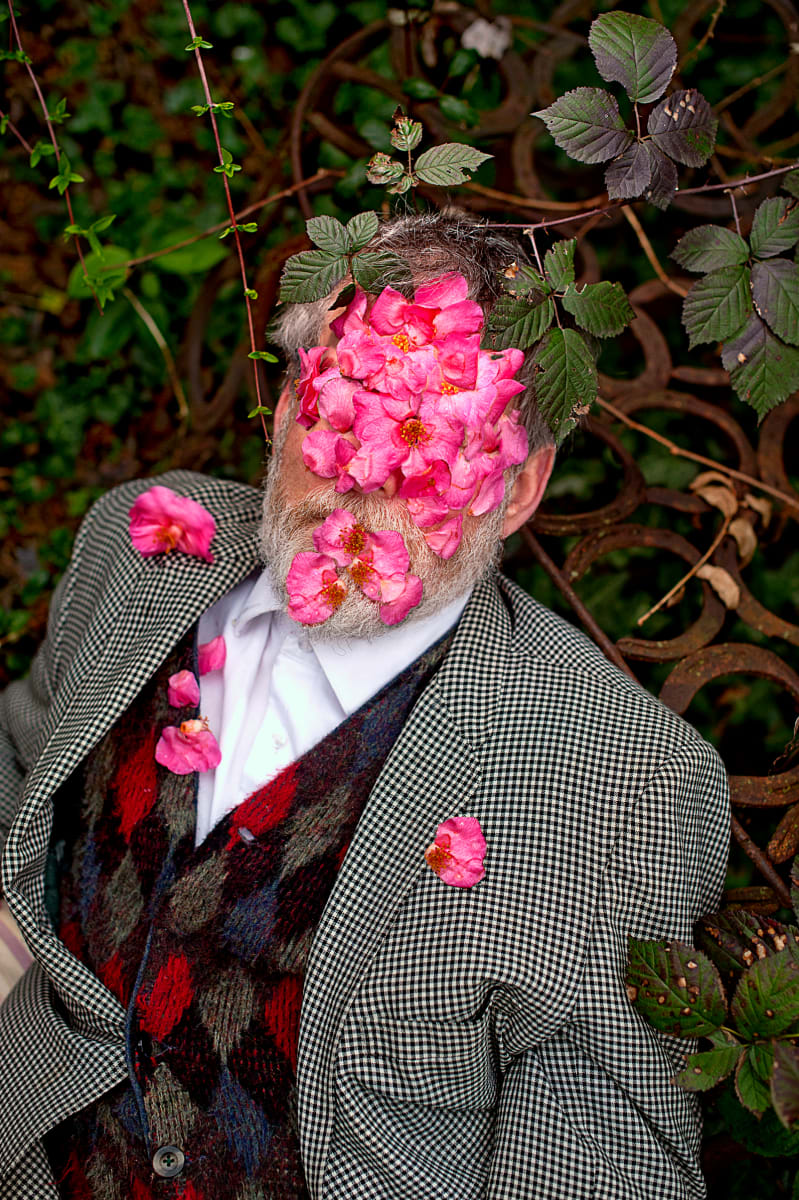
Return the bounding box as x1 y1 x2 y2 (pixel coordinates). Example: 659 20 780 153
271 210 554 452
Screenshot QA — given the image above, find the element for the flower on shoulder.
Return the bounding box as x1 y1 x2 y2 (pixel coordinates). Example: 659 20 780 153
167 670 200 708
424 816 486 888
155 717 221 775
129 485 216 562
198 635 226 675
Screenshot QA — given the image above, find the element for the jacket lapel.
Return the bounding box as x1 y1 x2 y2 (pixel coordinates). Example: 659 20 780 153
298 573 515 1196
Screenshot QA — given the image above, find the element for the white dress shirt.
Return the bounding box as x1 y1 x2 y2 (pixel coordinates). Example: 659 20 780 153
195 570 470 844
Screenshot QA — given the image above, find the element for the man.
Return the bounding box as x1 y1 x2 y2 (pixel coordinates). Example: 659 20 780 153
0 213 729 1198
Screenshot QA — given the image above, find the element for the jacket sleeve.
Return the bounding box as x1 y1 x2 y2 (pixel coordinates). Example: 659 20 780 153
486 740 730 1200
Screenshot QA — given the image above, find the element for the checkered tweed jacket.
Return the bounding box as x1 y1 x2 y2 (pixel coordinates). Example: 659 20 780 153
0 470 730 1200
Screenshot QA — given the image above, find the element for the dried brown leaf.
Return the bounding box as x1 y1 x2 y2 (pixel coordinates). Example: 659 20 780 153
729 517 758 566
690 470 734 491
744 493 772 527
693 484 738 519
696 564 740 609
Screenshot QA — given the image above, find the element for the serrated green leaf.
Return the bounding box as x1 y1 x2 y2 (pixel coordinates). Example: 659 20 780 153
305 215 349 255
645 144 678 210
388 173 414 195
351 250 413 295
588 11 676 103
345 211 379 253
736 1044 774 1115
696 911 799 979
391 117 423 152
279 249 348 303
682 264 751 348
730 940 799 1039
674 1044 741 1092
647 89 717 168
722 314 799 417
783 169 799 201
672 225 750 273
533 88 632 165
561 280 635 338
544 239 576 291
750 197 799 258
752 259 799 345
483 295 555 351
717 1086 799 1157
414 142 492 186
500 263 548 298
533 328 597 444
366 152 405 186
605 140 652 200
626 938 727 1037
772 1040 799 1130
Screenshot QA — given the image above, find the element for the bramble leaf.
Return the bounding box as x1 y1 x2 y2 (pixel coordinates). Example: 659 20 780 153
560 280 635 338
672 225 750 273
533 88 632 165
682 264 751 348
782 169 799 201
391 116 423 152
696 910 799 979
414 142 492 186
772 1040 799 1130
722 314 799 417
730 940 799 1039
544 239 576 291
533 328 598 443
501 263 549 297
351 250 413 295
589 11 676 104
306 215 349 255
750 197 799 259
642 145 679 210
674 1044 741 1092
736 1044 774 1115
626 938 727 1037
278 250 348 303
647 89 717 167
483 295 555 351
752 259 799 345
346 211 379 253
366 152 404 187
605 140 651 200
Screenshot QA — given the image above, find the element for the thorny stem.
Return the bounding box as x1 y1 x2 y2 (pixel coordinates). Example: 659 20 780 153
679 0 726 72
621 206 688 298
6 0 100 312
180 0 269 441
526 228 545 276
596 396 799 514
727 188 742 238
636 509 733 626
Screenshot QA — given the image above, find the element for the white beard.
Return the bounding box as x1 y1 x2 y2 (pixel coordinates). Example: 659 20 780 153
258 419 506 641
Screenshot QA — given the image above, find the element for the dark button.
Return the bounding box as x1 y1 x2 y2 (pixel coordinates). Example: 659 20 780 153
152 1145 185 1178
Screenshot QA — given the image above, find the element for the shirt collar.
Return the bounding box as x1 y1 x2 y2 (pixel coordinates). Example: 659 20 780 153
236 568 470 716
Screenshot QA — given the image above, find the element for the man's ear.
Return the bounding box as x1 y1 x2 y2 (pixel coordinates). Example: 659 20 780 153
502 445 555 538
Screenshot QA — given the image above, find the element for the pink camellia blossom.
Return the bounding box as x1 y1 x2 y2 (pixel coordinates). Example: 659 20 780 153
198 635 226 675
155 718 221 775
286 552 348 625
167 669 200 708
376 572 423 626
295 346 334 428
423 514 463 560
301 430 357 492
424 815 486 888
129 486 216 562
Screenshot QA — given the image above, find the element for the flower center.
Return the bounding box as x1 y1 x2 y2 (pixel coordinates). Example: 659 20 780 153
440 381 461 394
180 717 209 736
400 418 429 447
322 579 347 610
392 333 411 352
425 844 452 873
158 523 184 552
340 524 366 556
348 559 374 588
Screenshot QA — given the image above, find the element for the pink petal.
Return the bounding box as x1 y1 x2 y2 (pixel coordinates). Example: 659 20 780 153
302 430 356 481
432 299 484 339
423 514 463 559
167 669 200 707
331 290 368 339
366 529 411 578
424 815 486 887
129 486 216 562
415 273 469 309
368 287 413 335
312 509 368 566
379 573 423 625
155 720 222 775
295 346 331 428
435 333 480 390
470 470 506 517
286 552 347 625
317 374 358 432
198 635 226 675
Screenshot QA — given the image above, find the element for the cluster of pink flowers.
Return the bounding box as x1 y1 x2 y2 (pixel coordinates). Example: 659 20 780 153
154 635 226 775
294 273 528 565
286 508 422 626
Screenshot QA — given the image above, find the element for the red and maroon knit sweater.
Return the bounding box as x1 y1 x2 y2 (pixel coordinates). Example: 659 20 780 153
45 628 451 1199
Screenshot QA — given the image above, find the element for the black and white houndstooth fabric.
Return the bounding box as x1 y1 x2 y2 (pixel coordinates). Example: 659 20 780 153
0 471 730 1199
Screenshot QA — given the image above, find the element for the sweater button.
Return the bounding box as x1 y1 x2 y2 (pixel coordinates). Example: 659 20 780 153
152 1145 185 1178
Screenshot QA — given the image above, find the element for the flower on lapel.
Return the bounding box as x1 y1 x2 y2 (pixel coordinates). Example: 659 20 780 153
155 717 221 775
129 485 216 562
198 635 226 675
167 670 200 708
424 816 486 888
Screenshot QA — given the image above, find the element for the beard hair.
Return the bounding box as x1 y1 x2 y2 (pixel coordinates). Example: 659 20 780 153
258 419 506 641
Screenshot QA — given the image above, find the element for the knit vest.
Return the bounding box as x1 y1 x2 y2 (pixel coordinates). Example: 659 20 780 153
45 626 451 1200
